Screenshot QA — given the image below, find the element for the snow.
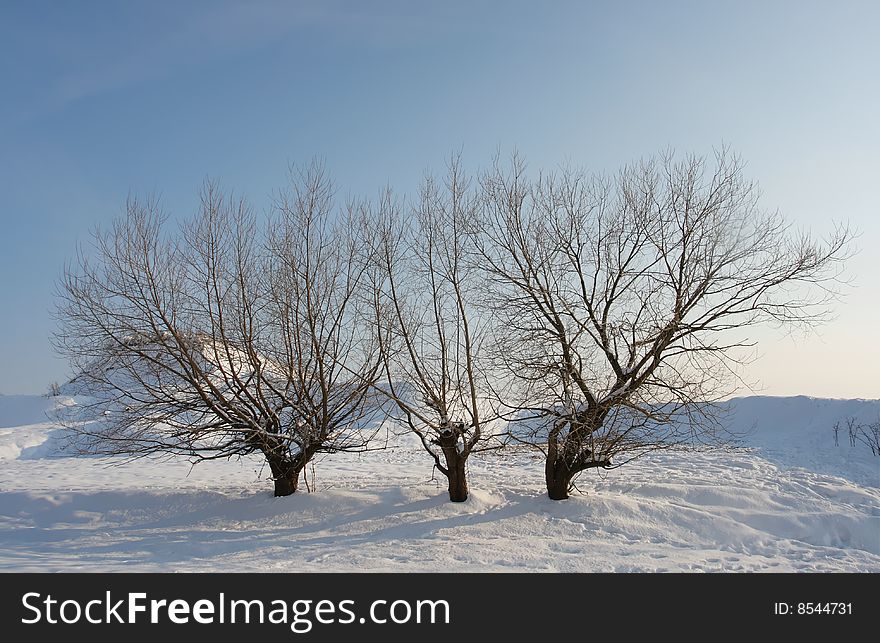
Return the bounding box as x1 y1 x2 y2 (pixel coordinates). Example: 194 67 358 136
0 394 66 460
0 393 877 572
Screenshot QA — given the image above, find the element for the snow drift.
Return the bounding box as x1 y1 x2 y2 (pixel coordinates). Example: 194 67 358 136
0 394 877 572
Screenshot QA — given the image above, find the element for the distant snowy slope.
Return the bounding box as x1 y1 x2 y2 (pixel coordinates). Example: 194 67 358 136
720 396 879 486
0 394 73 460
505 395 880 484
722 395 879 447
1 394 878 466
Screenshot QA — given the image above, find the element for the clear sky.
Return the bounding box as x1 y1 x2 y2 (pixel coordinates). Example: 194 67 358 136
1 1 877 398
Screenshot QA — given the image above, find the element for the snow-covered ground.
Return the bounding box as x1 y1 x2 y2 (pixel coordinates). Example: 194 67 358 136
0 394 877 572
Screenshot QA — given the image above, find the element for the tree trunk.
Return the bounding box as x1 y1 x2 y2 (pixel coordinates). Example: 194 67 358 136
273 470 299 497
545 456 572 500
545 447 609 499
545 437 573 500
445 454 469 502
437 430 469 502
267 453 307 497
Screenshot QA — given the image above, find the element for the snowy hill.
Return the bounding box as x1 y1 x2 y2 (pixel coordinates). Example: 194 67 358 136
0 394 877 572
718 395 879 486
0 394 73 460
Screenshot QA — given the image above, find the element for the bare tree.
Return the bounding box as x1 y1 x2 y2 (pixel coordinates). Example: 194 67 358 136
846 416 859 447
54 164 384 496
478 149 851 499
368 161 501 502
858 418 880 456
843 416 880 456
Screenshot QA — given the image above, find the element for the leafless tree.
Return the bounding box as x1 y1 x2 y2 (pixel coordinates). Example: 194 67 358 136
367 161 502 501
846 416 859 448
858 418 880 456
54 164 384 496
842 416 880 456
478 149 852 499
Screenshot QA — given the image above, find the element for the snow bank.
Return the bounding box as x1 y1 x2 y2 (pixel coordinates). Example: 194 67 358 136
721 396 879 486
0 395 876 572
0 395 74 460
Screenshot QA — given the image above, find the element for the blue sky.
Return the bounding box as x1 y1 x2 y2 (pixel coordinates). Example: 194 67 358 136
1 1 878 397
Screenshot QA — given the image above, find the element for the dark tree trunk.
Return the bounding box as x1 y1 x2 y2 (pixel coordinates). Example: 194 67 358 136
267 451 311 497
437 429 469 502
445 454 469 502
273 470 299 497
545 434 576 500
545 434 610 500
545 455 573 500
